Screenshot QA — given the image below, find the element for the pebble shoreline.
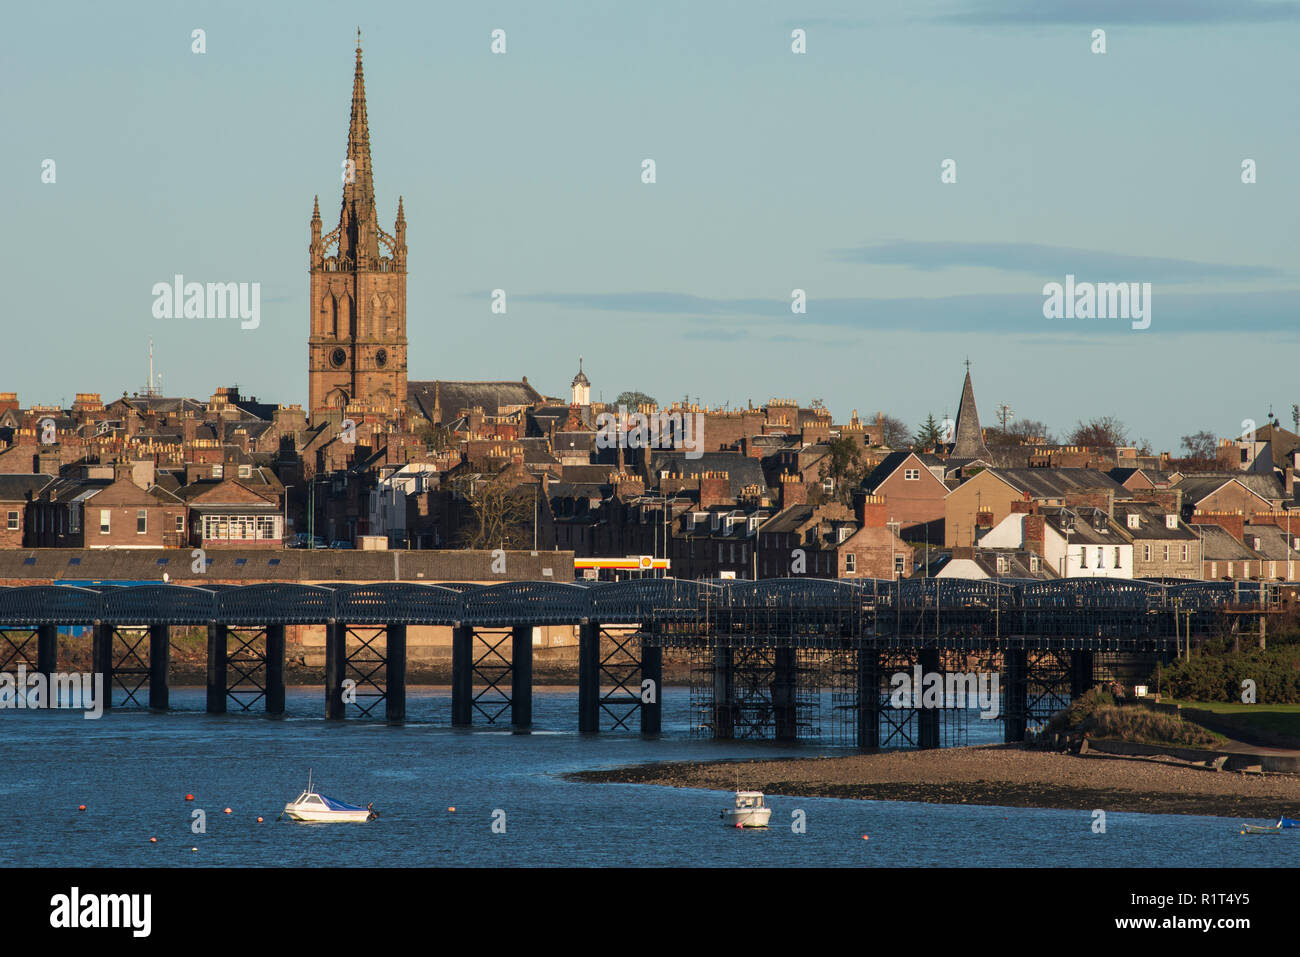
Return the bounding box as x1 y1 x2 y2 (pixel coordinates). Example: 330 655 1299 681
569 744 1300 818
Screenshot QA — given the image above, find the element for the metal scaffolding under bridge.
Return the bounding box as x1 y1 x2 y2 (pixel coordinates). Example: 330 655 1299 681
0 577 1286 745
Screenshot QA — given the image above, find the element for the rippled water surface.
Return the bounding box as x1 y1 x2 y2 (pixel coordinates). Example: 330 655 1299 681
0 687 1290 867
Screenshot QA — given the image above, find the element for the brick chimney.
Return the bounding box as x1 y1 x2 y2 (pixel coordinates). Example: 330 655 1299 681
698 471 731 509
779 473 806 508
1132 487 1183 514
612 472 644 498
855 492 889 528
1023 514 1045 555
1189 510 1244 542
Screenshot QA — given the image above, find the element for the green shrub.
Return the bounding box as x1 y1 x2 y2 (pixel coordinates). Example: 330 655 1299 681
1156 645 1300 703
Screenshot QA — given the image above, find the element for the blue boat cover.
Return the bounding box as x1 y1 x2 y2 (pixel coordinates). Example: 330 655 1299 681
1281 816 1299 828
319 794 365 812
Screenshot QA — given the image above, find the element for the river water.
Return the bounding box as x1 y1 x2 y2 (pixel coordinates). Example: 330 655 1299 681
0 686 1290 867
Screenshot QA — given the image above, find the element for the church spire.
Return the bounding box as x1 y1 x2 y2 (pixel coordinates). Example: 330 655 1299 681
951 365 992 461
340 29 378 263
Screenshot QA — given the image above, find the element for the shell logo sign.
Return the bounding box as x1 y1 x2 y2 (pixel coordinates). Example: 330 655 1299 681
574 556 671 571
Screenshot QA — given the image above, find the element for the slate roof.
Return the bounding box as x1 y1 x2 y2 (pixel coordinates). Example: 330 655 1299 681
0 548 574 584
992 467 1130 501
0 474 54 502
646 452 767 496
407 380 544 420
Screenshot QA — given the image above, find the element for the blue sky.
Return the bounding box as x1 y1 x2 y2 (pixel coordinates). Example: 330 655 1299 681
4 0 1298 451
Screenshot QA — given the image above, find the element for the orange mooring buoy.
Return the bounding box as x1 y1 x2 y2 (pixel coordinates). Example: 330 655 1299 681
448 807 455 813
150 837 157 843
78 805 86 811
223 807 232 814
257 816 264 823
862 835 869 841
185 794 194 801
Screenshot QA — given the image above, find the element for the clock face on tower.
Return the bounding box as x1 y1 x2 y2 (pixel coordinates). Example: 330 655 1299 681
330 347 348 368
375 348 388 368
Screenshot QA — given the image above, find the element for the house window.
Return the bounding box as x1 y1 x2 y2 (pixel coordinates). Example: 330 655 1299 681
1165 514 1177 529
1181 544 1188 562
1163 545 1169 562
1097 547 1103 568
238 464 251 478
176 515 185 532
1143 544 1151 562
5 510 16 531
904 469 920 481
845 554 856 574
996 556 1008 574
137 510 147 534
70 504 80 533
894 555 905 575
99 510 110 534
1030 555 1040 572
1227 562 1234 578
1080 548 1087 569
1114 548 1120 568
1126 513 1140 529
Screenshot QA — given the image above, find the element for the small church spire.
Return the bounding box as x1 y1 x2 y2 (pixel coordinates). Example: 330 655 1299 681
951 363 991 461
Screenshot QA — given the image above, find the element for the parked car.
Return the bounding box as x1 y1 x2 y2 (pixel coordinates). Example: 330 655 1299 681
330 539 355 549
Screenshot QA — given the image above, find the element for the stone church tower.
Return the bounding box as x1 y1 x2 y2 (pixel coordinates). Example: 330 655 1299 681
308 35 407 417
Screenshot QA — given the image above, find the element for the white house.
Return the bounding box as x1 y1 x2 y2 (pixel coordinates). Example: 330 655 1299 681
367 463 441 546
977 507 1133 579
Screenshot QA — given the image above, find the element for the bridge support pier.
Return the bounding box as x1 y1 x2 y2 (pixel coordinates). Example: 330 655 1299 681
451 625 472 726
640 642 662 737
149 624 169 712
713 646 734 739
918 648 941 750
857 649 879 749
36 624 57 681
91 623 113 712
578 622 599 733
324 621 345 720
206 623 226 714
266 624 286 715
1069 651 1094 700
386 624 406 722
511 625 532 731
1004 649 1027 743
773 646 797 741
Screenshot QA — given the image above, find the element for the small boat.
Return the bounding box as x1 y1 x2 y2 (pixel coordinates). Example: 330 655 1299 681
1240 815 1299 835
721 790 771 828
283 771 376 823
1240 822 1283 835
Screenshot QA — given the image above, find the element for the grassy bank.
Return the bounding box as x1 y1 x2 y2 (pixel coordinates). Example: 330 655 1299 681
1045 689 1225 748
1169 700 1300 747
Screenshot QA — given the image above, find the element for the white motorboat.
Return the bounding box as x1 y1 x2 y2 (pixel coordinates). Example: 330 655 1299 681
721 790 771 828
283 771 376 823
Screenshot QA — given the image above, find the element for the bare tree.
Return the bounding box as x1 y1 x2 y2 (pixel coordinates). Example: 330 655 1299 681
875 412 911 449
988 418 1055 446
1067 416 1129 448
1180 430 1217 461
453 475 536 549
